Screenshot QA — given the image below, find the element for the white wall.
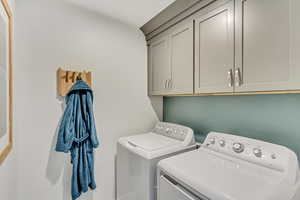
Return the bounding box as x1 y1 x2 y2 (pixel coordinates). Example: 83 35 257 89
0 0 17 199
15 0 162 199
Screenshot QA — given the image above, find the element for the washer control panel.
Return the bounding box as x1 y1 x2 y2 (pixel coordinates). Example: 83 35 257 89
203 132 298 172
153 122 194 144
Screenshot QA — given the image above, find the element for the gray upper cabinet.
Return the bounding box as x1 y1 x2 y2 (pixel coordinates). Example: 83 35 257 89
235 0 300 92
148 21 193 95
169 22 194 94
194 0 234 94
147 0 300 96
148 35 171 95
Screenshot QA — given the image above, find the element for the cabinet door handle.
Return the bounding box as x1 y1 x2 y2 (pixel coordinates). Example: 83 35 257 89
235 68 242 87
164 79 168 89
168 79 173 89
227 69 233 87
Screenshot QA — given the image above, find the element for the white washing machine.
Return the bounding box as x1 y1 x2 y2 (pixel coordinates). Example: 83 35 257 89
116 122 197 200
158 132 300 200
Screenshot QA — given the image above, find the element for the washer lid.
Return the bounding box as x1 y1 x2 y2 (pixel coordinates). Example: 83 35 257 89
118 133 194 160
158 149 289 200
126 133 181 151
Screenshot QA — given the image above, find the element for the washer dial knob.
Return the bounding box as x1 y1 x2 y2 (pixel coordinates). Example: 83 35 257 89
271 154 276 159
219 140 226 147
233 142 244 153
253 148 262 158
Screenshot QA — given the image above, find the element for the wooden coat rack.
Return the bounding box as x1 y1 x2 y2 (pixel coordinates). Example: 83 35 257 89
57 68 92 96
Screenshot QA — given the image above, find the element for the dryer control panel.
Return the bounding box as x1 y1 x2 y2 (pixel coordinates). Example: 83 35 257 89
204 132 298 176
153 122 195 145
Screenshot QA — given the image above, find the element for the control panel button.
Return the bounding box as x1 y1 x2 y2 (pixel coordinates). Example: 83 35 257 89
271 154 277 159
253 148 262 158
166 128 172 134
219 140 226 147
233 142 244 153
209 138 216 145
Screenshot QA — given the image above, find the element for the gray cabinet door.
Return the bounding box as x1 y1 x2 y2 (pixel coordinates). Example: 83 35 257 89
169 22 194 94
194 1 234 94
235 0 300 92
148 35 171 95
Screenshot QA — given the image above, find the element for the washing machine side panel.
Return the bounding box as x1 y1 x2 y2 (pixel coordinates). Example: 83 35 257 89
116 143 149 200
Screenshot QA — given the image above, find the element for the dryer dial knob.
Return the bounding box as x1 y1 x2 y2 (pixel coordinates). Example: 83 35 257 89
253 148 262 158
219 140 226 147
233 143 244 153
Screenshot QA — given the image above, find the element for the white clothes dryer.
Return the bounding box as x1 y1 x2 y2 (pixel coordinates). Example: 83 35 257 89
158 132 300 200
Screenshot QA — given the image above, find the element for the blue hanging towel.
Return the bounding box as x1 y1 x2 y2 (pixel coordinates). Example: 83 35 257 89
56 80 99 200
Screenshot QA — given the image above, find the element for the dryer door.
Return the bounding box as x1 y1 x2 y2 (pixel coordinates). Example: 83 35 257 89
159 176 207 200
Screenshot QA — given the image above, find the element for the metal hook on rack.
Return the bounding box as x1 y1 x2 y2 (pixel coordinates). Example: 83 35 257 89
77 72 82 81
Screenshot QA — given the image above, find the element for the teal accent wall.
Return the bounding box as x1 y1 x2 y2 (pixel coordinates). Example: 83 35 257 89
163 94 300 157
